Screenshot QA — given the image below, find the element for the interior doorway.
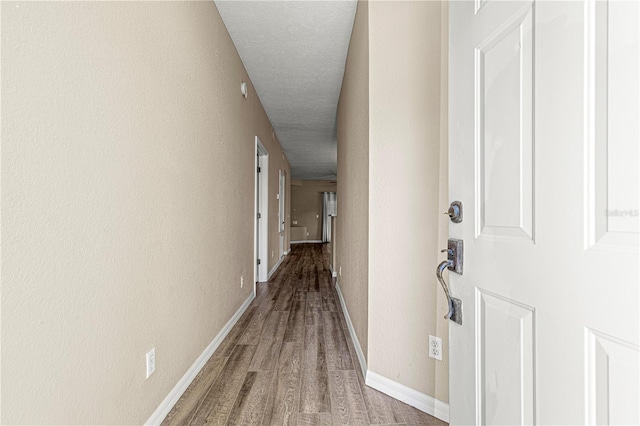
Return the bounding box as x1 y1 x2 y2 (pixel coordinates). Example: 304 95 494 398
278 169 286 258
255 137 269 286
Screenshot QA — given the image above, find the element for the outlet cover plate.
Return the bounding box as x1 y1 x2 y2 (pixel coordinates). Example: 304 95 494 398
428 335 442 361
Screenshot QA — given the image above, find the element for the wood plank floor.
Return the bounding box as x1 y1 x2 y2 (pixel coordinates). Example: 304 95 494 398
162 244 447 426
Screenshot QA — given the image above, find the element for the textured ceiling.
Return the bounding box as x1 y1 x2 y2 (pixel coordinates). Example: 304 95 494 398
215 0 357 180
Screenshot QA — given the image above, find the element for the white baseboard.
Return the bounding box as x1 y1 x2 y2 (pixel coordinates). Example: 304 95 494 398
334 280 367 380
145 293 255 425
365 371 450 423
267 256 284 280
290 240 323 244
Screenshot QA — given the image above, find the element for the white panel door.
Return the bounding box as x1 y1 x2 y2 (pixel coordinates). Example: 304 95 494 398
256 152 261 282
279 169 286 257
449 1 639 424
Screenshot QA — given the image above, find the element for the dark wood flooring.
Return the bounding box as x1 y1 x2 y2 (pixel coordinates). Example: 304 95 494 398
162 244 446 426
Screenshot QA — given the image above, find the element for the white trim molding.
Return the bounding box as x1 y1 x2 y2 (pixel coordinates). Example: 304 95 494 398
334 282 449 423
267 256 285 280
145 293 255 426
290 240 323 244
255 137 269 282
334 280 367 379
365 371 450 423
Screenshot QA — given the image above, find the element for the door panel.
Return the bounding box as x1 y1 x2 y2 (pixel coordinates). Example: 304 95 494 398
449 1 639 424
475 4 534 242
585 329 640 425
476 289 535 425
586 0 639 249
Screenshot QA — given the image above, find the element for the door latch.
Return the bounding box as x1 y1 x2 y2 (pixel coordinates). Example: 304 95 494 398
442 238 463 275
436 238 464 325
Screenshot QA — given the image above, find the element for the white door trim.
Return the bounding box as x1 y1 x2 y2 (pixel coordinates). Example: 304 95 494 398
278 169 286 258
255 137 269 284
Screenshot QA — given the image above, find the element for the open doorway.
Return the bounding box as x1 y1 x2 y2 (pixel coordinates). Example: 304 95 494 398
255 137 269 286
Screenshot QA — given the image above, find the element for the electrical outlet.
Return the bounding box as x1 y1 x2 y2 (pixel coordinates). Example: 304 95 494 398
146 348 156 378
240 275 244 288
429 335 442 361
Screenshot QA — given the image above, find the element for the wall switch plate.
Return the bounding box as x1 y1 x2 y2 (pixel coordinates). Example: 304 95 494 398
240 275 244 288
339 266 342 277
428 335 442 361
146 348 156 378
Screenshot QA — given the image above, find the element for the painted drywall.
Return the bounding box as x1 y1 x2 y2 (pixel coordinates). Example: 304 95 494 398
253 91 292 268
290 180 337 241
1 2 289 424
215 1 357 181
434 1 450 403
336 0 370 360
336 0 449 405
368 0 447 402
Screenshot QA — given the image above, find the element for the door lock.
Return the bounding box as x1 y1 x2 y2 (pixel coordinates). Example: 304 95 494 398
445 201 463 223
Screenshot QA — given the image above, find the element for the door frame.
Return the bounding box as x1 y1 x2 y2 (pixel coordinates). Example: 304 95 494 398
278 169 286 258
255 137 269 285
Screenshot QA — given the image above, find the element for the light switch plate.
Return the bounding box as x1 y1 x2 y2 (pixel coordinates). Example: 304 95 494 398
146 348 156 378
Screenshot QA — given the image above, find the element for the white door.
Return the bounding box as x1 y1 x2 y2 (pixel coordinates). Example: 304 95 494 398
448 1 639 424
256 137 269 283
256 152 261 283
279 169 286 257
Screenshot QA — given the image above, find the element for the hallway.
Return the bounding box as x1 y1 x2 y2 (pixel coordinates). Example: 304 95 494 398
162 244 446 426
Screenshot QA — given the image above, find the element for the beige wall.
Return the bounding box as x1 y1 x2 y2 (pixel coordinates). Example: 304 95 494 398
290 180 337 241
368 0 447 404
254 97 292 268
337 0 449 404
336 0 370 360
435 1 450 403
1 2 289 424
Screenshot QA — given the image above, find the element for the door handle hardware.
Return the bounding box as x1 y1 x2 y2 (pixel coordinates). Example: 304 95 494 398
444 201 463 223
436 260 462 325
444 238 463 275
435 238 464 324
